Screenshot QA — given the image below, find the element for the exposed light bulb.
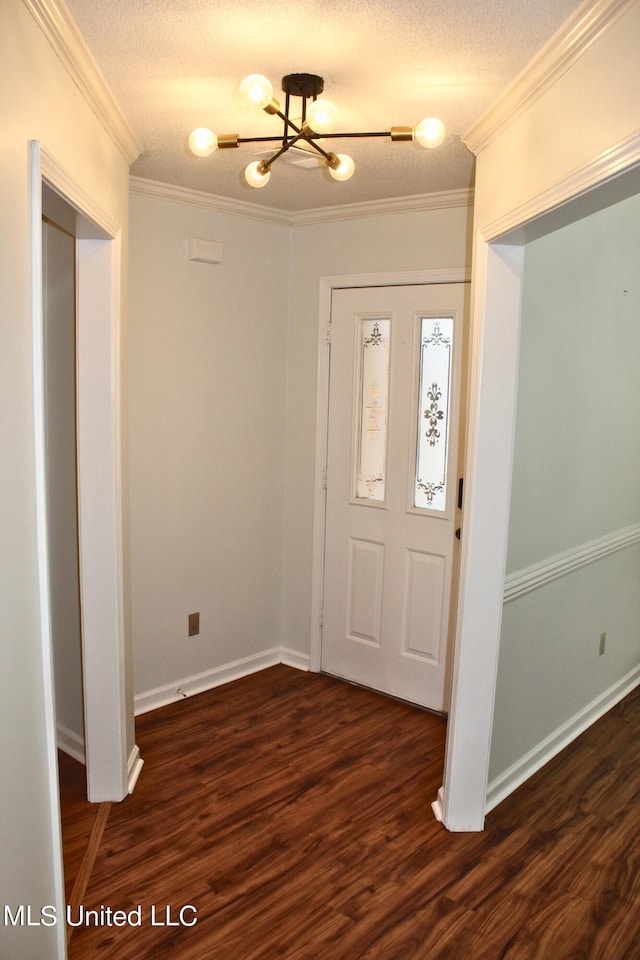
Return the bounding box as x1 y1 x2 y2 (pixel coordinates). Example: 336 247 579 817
187 128 218 157
412 117 446 149
239 74 274 110
306 99 339 134
244 160 271 188
328 153 355 182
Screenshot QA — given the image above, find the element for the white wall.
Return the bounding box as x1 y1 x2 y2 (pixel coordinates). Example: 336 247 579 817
490 191 640 783
0 1 133 956
127 193 290 700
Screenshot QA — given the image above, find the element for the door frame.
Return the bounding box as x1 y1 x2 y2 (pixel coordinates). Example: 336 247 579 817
436 163 640 834
30 142 133 814
310 269 471 682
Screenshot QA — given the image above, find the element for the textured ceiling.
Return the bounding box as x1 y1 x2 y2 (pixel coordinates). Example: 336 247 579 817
65 0 585 212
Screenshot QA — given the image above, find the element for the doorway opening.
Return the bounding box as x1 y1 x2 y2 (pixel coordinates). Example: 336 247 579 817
36 163 133 805
42 209 85 766
29 147 139 945
438 161 640 833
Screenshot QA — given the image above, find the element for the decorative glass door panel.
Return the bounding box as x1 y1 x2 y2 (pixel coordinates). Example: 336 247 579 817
355 317 390 503
414 317 453 513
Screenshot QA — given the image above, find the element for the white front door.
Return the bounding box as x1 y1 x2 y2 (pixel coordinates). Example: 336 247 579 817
321 283 466 712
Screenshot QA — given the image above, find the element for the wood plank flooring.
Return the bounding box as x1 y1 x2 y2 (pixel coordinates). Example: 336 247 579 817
60 666 640 959
57 750 100 903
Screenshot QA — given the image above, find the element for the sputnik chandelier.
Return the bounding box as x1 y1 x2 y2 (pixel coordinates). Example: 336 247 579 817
187 72 446 189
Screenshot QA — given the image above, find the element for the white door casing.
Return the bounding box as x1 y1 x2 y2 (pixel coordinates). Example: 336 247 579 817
320 282 467 712
31 143 135 812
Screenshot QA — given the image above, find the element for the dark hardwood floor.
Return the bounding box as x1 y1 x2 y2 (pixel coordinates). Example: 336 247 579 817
60 666 640 959
57 750 100 903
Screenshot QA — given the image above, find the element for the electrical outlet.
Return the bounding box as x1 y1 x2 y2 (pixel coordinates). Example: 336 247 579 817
188 612 200 637
599 631 606 656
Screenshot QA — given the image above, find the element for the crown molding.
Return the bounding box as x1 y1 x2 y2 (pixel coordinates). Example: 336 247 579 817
129 177 291 225
129 176 473 226
23 0 141 164
464 0 638 155
288 188 473 226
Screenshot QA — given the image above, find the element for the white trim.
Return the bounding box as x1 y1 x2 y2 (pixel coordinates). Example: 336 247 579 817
290 189 474 226
439 242 525 833
76 234 129 802
482 131 640 243
134 648 311 716
39 144 133 804
309 279 333 673
431 786 445 823
279 647 312 672
56 723 85 765
22 0 141 164
486 664 640 813
464 0 637 155
129 177 290 225
41 148 120 239
310 270 471 677
317 268 472 291
130 176 473 226
127 744 144 795
30 139 68 960
504 523 640 603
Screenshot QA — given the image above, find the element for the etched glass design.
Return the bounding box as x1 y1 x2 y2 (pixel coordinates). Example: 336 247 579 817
415 317 453 512
355 318 390 502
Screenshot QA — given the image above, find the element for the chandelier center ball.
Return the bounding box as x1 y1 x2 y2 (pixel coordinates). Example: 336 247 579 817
281 73 324 99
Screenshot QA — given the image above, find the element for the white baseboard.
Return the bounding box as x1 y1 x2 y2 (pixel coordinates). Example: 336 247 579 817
127 743 144 794
56 721 85 764
279 647 311 672
134 646 311 716
486 664 640 814
431 786 445 823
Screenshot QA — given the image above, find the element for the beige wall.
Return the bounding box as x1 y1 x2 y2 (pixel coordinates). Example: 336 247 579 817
126 195 473 701
0 1 132 955
127 194 290 697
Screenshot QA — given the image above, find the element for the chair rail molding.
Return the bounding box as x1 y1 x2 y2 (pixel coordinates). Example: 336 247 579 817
504 523 640 604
